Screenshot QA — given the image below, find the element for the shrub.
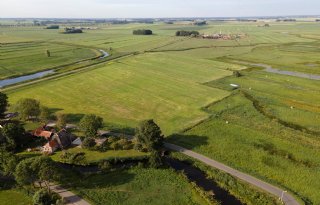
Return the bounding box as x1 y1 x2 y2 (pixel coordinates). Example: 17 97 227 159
60 151 86 165
98 160 112 172
148 151 163 168
79 114 103 137
46 25 59 29
82 137 96 149
33 188 61 205
175 30 199 37
108 136 120 143
63 27 83 34
133 29 153 35
117 138 133 150
233 71 242 77
14 98 40 120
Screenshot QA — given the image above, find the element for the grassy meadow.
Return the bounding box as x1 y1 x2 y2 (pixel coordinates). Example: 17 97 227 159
0 41 99 79
6 52 238 134
1 20 320 204
68 167 209 205
51 147 148 164
0 189 32 205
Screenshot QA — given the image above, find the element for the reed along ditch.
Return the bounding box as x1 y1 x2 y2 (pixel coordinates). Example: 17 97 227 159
166 158 243 205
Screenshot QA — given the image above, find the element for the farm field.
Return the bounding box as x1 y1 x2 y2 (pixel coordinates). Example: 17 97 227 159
0 41 99 79
207 69 320 133
1 20 320 204
0 189 32 205
6 52 239 135
51 148 149 164
68 167 209 205
168 73 320 204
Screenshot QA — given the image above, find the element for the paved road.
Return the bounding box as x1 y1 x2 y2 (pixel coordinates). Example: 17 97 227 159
50 184 91 205
164 143 300 205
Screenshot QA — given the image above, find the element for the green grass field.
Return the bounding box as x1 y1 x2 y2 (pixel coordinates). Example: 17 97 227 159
6 52 239 134
168 92 320 204
69 167 209 205
0 190 32 205
0 41 99 79
51 148 148 164
2 20 320 204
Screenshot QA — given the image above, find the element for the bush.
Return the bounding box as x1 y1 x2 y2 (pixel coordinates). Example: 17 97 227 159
98 160 112 172
46 25 59 29
148 151 163 168
33 188 61 205
98 140 110 152
117 138 133 150
233 71 242 77
79 114 103 137
64 27 83 34
175 30 199 37
133 29 153 35
60 151 86 165
82 137 96 149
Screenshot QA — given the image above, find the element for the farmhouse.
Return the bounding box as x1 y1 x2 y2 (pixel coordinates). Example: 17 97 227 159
33 126 73 154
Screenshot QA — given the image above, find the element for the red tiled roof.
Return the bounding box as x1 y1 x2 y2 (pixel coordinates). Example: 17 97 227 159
48 139 59 148
33 127 53 139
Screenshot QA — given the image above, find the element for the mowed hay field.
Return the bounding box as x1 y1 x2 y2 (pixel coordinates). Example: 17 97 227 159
0 41 99 79
6 52 240 134
0 190 32 205
2 21 320 203
169 69 320 203
208 70 320 133
69 167 209 205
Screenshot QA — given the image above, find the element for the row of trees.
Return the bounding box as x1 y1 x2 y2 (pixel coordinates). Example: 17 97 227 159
133 29 153 35
63 27 83 34
0 149 61 204
46 25 59 29
175 30 199 37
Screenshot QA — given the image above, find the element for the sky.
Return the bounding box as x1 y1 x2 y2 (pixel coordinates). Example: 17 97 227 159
0 0 319 18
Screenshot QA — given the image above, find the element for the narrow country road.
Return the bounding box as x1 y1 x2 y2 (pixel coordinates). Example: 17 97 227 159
50 184 91 205
164 143 300 205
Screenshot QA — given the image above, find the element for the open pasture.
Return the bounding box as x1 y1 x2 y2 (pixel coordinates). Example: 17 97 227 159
0 41 99 79
69 167 208 205
168 92 320 204
0 189 32 205
6 52 241 134
207 69 320 132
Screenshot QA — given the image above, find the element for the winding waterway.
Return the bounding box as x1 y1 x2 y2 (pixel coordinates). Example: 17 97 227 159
166 158 243 205
234 60 320 80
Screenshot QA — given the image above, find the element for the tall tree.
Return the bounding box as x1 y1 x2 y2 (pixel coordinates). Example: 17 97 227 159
14 98 40 120
0 150 18 176
14 157 38 187
39 106 51 123
14 156 58 189
79 114 103 137
0 122 26 152
134 119 164 152
0 92 8 118
46 49 51 57
56 113 67 129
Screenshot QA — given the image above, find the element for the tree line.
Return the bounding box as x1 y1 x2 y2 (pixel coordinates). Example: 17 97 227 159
175 30 200 37
133 29 153 35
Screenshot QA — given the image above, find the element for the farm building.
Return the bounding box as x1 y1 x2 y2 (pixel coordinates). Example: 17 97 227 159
33 126 73 154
